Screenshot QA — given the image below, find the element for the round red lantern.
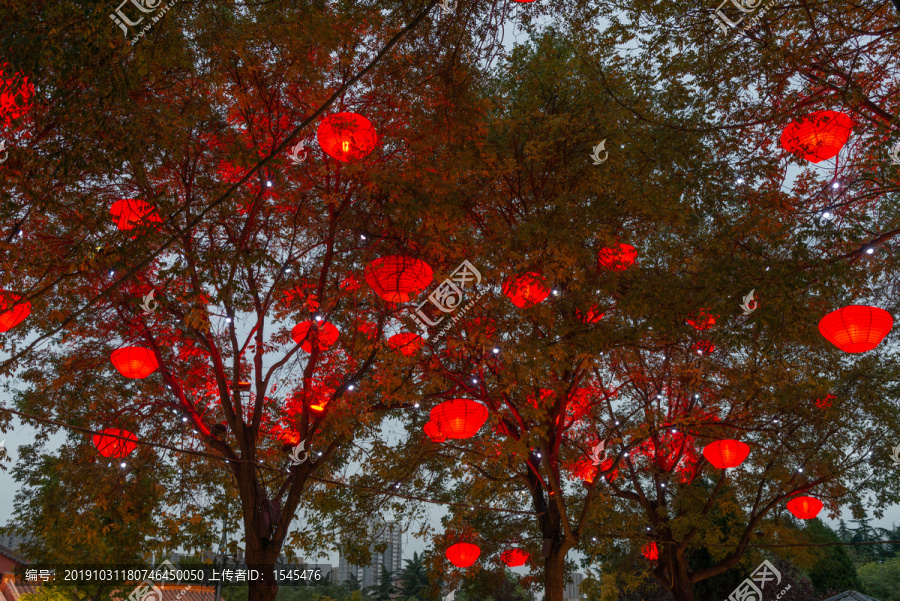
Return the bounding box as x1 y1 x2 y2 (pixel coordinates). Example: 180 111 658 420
109 199 162 232
92 428 139 458
500 549 529 567
388 332 424 356
0 291 30 332
111 346 158 379
780 111 852 163
692 340 715 355
424 420 446 443
597 243 638 271
503 272 550 308
291 321 340 353
317 112 378 162
364 256 433 303
576 306 605 324
687 309 717 331
787 496 823 520
431 399 489 439
818 305 893 353
702 439 750 469
446 543 480 568
642 542 659 560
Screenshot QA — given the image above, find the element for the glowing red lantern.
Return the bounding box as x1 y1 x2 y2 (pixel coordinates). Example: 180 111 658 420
423 420 446 443
692 340 715 355
388 332 424 356
780 111 852 163
787 496 823 519
364 256 433 302
503 272 550 308
446 543 480 568
92 428 139 458
500 549 529 567
687 309 717 331
576 306 605 324
431 399 488 439
818 305 893 353
0 64 35 128
702 439 750 469
109 199 162 232
642 542 659 560
291 321 340 353
317 112 378 162
597 244 638 271
111 346 158 379
0 291 30 332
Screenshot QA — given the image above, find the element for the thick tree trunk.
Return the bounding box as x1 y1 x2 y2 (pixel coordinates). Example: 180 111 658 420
245 547 280 601
661 548 695 601
543 544 568 601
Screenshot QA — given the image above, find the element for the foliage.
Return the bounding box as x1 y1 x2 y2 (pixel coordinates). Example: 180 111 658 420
803 519 862 596
398 552 430 599
860 557 900 601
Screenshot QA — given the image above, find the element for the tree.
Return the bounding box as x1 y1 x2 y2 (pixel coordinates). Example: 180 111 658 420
343 573 362 593
860 557 900 601
365 565 396 601
804 519 862 596
399 552 430 599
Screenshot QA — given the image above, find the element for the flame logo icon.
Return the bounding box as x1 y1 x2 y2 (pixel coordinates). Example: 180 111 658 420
590 140 608 165
289 141 307 165
890 142 900 166
290 440 308 466
438 0 456 15
891 444 900 466
740 289 758 316
140 290 158 315
589 441 606 466
0 140 8 164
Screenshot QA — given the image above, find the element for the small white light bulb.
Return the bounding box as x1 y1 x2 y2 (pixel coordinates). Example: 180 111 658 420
822 211 833 220
414 402 420 408
615 420 620 425
866 247 874 255
348 384 355 391
832 182 840 189
736 177 744 184
552 289 560 296
182 416 188 422
120 462 126 468
266 180 273 188
492 348 500 354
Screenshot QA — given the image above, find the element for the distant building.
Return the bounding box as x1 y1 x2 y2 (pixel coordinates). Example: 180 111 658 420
0 544 27 574
337 521 402 588
564 572 584 601
0 535 32 554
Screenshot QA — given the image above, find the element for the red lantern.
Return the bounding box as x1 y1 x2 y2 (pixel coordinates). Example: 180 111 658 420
576 306 605 324
500 549 529 567
291 321 340 353
787 496 823 520
92 428 139 458
109 199 162 232
780 111 852 163
503 272 550 308
597 244 638 271
814 394 835 409
431 399 488 439
702 439 750 469
642 542 659 560
364 256 433 302
423 420 446 443
0 291 30 332
687 309 717 331
388 332 424 356
317 112 378 162
818 305 893 353
111 347 158 379
692 340 715 355
446 543 480 568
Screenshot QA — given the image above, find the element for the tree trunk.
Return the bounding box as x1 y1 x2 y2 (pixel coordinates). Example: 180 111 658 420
662 548 695 601
244 533 281 601
543 544 568 601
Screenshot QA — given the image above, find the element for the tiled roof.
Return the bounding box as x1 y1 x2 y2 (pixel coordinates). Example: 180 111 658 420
0 578 214 601
0 546 25 565
823 591 882 601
